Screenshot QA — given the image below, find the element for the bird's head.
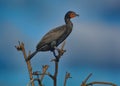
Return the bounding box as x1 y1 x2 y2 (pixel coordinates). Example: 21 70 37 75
65 11 79 19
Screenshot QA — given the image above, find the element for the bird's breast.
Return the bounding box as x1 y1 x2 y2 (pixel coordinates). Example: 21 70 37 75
56 26 73 46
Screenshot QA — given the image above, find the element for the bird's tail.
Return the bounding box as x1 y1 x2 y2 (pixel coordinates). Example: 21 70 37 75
26 50 38 61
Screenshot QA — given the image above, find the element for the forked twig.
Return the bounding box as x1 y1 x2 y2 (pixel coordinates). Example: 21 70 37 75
64 72 72 86
80 73 117 86
81 73 92 86
48 41 66 86
83 73 92 84
15 41 35 86
87 81 117 86
40 65 49 81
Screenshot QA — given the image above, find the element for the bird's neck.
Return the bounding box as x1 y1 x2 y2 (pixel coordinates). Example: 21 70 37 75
65 18 73 29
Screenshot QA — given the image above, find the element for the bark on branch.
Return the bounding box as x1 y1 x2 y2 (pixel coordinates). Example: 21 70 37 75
48 41 66 86
40 65 49 81
15 41 35 86
87 81 117 86
80 73 117 86
64 72 72 86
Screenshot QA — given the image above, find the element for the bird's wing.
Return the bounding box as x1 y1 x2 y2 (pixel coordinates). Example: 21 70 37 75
37 25 66 49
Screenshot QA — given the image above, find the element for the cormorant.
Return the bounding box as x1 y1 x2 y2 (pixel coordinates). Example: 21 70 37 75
26 11 79 61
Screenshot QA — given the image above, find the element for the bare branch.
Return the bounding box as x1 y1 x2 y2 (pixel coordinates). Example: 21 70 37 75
80 73 117 86
87 81 117 86
34 79 42 86
51 41 66 62
80 73 92 86
64 72 72 86
53 41 66 86
47 72 54 80
48 40 66 86
40 65 49 81
15 41 35 86
32 71 41 75
32 71 54 80
27 78 42 86
61 40 66 50
83 73 92 84
32 68 50 86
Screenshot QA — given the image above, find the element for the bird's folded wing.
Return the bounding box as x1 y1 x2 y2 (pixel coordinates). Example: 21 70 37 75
37 25 66 48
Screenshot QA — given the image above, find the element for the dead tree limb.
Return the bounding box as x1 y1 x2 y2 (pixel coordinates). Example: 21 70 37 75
81 73 92 86
53 41 66 86
48 41 66 86
64 72 72 86
15 41 35 86
40 65 49 81
32 71 42 86
80 73 117 86
83 73 92 85
87 81 117 86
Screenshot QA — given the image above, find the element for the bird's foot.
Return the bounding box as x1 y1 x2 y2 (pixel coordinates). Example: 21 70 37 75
54 46 61 52
53 50 59 62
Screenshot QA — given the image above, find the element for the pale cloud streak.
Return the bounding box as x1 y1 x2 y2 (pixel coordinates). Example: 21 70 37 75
63 22 120 67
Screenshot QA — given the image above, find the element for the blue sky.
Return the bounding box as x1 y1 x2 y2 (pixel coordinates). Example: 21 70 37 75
0 0 120 86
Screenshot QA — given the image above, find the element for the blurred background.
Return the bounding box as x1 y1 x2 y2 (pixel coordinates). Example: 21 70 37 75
0 0 120 86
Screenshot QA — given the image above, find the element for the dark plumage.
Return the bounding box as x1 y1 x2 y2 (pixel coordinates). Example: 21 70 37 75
26 11 79 61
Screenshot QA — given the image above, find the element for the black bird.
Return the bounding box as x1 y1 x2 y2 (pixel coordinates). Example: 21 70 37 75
26 11 79 61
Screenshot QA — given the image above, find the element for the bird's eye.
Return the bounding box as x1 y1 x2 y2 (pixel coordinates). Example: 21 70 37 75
71 13 74 15
70 13 75 18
